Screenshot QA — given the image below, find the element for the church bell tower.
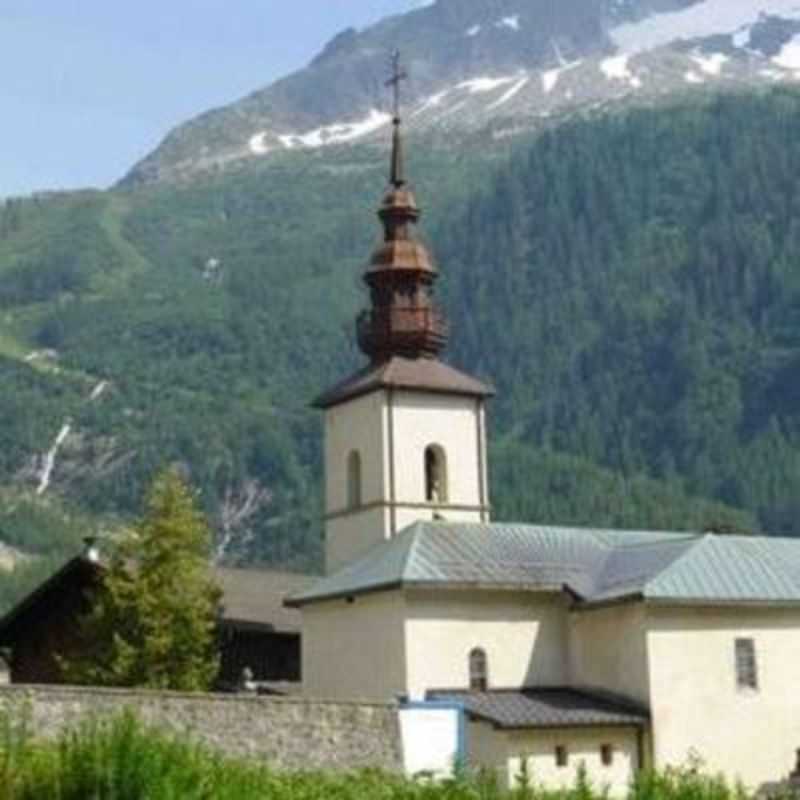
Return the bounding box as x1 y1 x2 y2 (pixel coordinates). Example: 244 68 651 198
314 54 494 574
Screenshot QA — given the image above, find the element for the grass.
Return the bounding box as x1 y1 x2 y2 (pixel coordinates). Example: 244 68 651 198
0 710 784 800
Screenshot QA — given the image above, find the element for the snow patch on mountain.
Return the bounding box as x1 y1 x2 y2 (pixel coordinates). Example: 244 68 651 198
458 75 520 94
249 132 270 156
774 33 800 68
601 54 632 80
692 53 729 75
279 109 391 149
542 61 581 93
466 24 481 37
611 0 800 53
412 89 450 116
732 25 753 48
497 15 520 31
600 55 642 87
488 76 530 109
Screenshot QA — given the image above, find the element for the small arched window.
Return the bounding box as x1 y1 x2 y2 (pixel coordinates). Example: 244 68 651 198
469 647 488 692
347 450 362 509
424 445 448 503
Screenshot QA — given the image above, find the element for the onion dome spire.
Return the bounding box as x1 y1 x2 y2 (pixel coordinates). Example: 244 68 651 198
356 52 448 364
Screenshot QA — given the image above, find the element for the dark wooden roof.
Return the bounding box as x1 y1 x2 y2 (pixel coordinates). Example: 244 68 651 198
0 555 102 645
314 356 494 409
428 688 650 730
0 556 316 645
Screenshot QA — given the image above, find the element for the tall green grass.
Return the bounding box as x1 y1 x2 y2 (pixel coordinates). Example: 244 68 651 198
0 710 778 800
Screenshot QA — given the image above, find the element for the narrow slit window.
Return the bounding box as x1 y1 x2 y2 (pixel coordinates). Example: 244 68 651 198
601 744 614 767
555 745 568 768
735 638 758 690
424 445 448 503
347 450 362 509
469 647 488 692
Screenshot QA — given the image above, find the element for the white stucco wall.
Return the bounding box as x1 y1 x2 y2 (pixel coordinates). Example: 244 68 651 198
404 589 568 700
469 720 507 773
325 507 391 576
569 603 650 704
324 391 390 573
646 605 800 789
505 726 640 797
324 391 388 513
391 391 486 515
301 592 407 701
469 721 639 796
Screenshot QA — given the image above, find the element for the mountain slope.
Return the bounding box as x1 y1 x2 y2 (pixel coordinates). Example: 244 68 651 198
125 0 800 185
438 89 800 534
8 88 800 578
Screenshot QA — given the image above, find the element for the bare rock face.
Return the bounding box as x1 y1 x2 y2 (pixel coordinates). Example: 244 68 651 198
122 0 800 186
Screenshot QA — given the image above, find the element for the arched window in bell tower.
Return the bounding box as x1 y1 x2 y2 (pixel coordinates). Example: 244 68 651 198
425 445 448 503
347 450 362 509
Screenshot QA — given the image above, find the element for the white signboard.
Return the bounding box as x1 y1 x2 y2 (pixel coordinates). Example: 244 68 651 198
399 704 463 779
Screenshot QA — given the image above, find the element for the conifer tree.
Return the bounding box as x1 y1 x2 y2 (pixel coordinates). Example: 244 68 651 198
67 467 221 691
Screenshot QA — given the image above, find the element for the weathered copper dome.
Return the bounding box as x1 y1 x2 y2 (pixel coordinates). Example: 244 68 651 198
356 113 448 363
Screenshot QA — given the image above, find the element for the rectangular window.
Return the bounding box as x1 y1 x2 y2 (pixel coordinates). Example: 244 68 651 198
735 638 758 690
601 744 614 766
555 745 568 768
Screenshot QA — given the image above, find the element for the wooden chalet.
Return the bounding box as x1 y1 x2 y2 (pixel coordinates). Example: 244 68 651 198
0 547 314 690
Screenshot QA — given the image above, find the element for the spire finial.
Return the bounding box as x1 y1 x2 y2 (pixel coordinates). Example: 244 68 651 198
385 50 408 187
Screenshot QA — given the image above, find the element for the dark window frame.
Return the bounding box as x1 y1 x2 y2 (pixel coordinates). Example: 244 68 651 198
468 647 488 692
555 745 568 768
424 445 448 503
347 450 362 509
734 637 758 691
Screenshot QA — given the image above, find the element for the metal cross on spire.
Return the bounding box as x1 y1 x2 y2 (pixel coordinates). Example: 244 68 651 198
385 50 408 187
386 50 408 122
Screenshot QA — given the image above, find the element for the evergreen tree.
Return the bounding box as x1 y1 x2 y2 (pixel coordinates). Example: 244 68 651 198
67 467 221 691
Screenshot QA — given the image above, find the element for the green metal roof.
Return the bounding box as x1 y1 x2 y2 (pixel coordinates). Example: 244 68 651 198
286 522 800 608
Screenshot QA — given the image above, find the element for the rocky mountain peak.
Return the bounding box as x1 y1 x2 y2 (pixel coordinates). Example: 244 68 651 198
123 0 800 186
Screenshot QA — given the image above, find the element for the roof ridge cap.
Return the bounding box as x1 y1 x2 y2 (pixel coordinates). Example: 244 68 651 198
610 533 701 551
639 535 705 596
399 520 426 579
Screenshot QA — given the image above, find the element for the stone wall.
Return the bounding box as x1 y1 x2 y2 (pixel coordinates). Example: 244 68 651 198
0 685 403 772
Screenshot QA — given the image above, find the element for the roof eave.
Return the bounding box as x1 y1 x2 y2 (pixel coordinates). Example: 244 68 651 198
220 618 302 635
284 579 405 608
572 592 645 612
313 380 495 410
286 579 568 608
644 595 800 609
488 719 649 731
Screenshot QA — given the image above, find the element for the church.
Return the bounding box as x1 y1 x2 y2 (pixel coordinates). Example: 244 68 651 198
286 95 800 793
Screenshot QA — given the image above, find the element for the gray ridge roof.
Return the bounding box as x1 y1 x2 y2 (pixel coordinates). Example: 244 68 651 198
429 688 649 729
214 567 316 632
286 521 800 608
